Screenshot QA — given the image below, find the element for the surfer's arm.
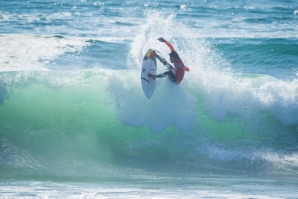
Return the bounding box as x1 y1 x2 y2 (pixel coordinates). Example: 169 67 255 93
164 40 175 52
158 37 175 52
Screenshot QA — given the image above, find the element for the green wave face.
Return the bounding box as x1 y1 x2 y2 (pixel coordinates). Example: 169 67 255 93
1 70 298 181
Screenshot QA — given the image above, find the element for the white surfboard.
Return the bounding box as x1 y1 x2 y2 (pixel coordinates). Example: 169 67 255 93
141 49 157 99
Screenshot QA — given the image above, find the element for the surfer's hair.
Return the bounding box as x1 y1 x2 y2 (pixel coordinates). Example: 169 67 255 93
169 51 179 59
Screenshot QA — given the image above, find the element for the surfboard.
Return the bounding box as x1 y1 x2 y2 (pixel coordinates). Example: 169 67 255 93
141 49 157 99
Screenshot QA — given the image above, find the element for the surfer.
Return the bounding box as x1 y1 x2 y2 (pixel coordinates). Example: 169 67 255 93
148 37 189 84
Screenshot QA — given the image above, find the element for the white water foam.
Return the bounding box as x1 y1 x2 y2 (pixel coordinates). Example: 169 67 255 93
0 34 88 72
130 11 298 128
106 70 197 133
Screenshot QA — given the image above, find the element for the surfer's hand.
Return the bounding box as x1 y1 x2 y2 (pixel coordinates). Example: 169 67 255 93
158 37 165 42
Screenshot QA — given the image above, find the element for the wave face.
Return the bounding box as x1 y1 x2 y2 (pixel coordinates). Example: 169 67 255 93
1 66 298 180
1 4 298 181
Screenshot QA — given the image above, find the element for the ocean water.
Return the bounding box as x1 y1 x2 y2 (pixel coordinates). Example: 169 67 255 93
1 0 298 198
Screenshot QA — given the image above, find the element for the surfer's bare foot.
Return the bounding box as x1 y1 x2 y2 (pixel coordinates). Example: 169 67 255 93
148 73 156 80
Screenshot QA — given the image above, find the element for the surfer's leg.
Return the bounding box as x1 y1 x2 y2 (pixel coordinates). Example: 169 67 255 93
164 71 176 83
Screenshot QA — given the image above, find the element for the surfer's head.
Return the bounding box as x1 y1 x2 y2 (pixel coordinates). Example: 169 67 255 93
169 51 179 63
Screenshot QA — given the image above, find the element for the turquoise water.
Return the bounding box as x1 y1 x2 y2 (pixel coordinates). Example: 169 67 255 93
1 0 298 198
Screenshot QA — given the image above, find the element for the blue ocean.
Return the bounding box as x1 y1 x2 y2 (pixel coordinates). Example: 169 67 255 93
1 0 298 198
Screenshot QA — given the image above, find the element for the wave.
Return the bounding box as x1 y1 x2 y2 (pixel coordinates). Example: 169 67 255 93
1 68 298 180
1 10 298 181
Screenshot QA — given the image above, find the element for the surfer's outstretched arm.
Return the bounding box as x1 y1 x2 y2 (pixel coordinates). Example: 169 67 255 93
164 41 175 52
158 37 175 52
